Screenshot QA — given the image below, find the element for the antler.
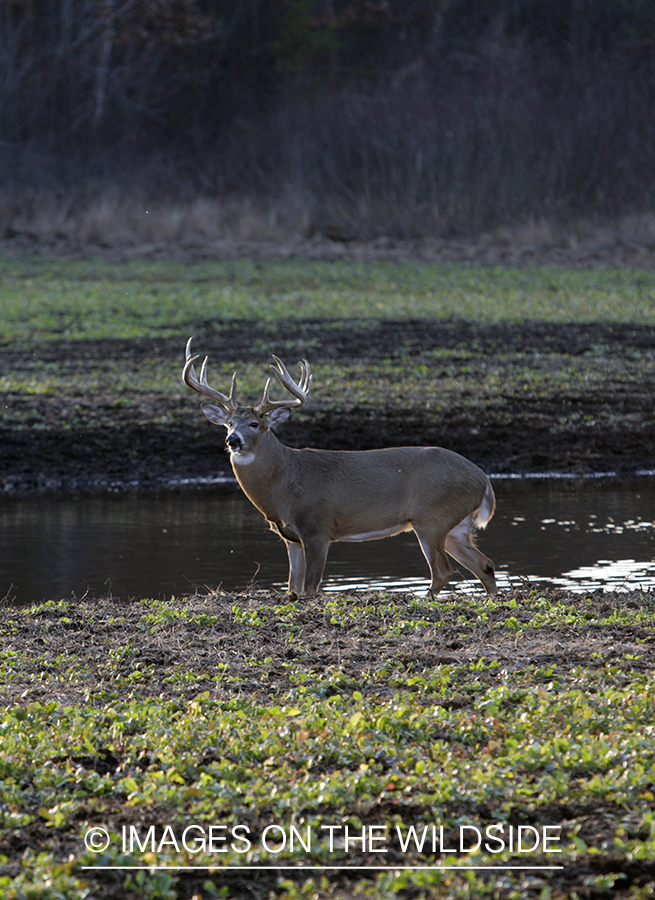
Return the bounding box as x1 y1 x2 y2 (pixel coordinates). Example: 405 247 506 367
182 337 238 412
255 355 312 415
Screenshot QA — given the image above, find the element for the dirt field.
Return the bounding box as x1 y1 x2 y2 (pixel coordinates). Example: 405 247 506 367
2 318 655 494
1 233 654 493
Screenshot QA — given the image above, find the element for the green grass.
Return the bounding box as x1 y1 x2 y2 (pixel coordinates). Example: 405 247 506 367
1 256 655 343
1 590 655 899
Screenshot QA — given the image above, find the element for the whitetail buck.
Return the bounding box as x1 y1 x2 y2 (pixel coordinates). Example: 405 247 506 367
183 339 497 597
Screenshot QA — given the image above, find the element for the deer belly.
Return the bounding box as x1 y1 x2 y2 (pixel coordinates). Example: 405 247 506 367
336 522 412 542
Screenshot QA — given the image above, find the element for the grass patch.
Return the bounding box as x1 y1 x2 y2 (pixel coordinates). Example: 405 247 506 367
1 589 655 898
1 256 655 344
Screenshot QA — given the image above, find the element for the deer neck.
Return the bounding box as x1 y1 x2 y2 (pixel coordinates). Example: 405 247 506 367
229 430 293 517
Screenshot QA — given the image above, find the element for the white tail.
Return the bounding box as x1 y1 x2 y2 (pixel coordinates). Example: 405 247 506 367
183 339 497 597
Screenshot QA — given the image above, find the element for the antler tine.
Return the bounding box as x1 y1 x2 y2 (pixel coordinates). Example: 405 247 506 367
182 337 237 411
271 355 312 397
255 356 312 413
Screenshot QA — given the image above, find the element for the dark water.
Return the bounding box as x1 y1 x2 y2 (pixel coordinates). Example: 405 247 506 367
1 476 654 606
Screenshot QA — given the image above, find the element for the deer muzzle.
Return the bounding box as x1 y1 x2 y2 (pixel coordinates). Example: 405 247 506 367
227 433 244 452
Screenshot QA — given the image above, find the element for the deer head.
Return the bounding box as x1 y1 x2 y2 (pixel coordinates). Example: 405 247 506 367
182 337 312 461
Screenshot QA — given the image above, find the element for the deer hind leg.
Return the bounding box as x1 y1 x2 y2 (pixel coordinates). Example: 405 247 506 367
413 527 455 596
444 514 497 595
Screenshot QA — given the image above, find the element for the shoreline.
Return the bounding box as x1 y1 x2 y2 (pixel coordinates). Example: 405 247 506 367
3 466 655 499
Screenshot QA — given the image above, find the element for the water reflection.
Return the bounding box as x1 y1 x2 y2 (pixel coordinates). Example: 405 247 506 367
0 476 654 605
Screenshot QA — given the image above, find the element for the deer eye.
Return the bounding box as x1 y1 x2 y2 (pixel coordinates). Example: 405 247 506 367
249 421 259 429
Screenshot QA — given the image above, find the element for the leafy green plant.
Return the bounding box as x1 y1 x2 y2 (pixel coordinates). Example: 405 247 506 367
1 590 655 897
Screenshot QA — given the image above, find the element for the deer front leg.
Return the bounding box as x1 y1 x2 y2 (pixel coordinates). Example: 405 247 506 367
285 540 306 596
300 535 330 596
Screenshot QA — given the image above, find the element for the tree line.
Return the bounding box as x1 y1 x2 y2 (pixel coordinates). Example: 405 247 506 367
2 0 655 236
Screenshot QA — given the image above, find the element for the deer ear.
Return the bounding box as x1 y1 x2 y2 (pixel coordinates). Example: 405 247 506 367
265 407 291 428
201 403 230 427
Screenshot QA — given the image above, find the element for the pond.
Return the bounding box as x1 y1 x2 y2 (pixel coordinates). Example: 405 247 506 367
1 475 654 606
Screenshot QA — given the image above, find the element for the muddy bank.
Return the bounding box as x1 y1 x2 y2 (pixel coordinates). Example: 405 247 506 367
2 319 654 493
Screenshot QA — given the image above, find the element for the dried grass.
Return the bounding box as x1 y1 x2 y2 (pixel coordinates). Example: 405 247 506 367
1 186 312 248
4 182 655 269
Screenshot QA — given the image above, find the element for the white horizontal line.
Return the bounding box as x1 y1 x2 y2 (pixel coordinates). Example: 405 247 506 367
82 864 564 871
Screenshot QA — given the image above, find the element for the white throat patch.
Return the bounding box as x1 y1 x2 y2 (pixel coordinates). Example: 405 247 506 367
230 450 256 466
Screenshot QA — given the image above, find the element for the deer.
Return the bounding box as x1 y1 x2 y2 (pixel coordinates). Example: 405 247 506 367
182 338 497 598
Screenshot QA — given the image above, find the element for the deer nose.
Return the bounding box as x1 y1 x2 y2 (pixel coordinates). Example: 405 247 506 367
227 434 243 451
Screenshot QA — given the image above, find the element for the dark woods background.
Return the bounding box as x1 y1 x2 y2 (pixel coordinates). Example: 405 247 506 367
2 0 655 239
